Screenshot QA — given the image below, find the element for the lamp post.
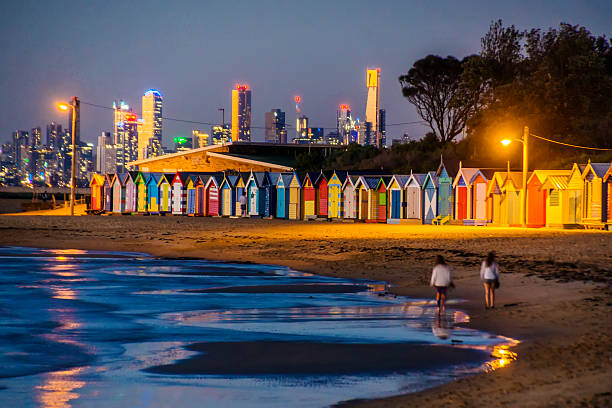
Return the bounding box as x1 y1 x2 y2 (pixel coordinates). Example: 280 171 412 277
501 125 529 227
57 97 79 216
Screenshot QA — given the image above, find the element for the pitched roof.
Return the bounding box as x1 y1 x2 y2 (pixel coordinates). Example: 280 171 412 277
423 171 438 188
583 162 611 179
390 174 411 189
540 175 570 191
528 169 571 185
407 173 427 187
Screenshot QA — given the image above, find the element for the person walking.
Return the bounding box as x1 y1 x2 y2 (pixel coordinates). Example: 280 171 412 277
480 252 500 309
430 255 453 315
239 191 247 217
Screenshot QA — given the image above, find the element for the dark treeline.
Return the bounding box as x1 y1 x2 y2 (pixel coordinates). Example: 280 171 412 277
296 20 611 174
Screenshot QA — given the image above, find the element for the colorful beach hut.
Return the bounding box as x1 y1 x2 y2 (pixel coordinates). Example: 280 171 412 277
327 171 347 219
341 175 360 220
103 173 114 212
185 174 198 216
405 173 426 221
452 165 479 222
581 161 611 228
375 177 390 222
111 173 126 213
422 171 438 224
220 174 238 217
526 170 571 228
435 160 453 223
315 172 330 218
262 172 278 218
302 172 318 219
157 173 174 214
233 172 249 215
539 163 584 228
205 174 222 216
124 172 138 214
135 172 148 213
288 172 302 220
89 174 105 212
146 173 162 214
275 173 293 219
355 176 381 221
603 166 612 230
487 171 525 226
171 172 188 215
386 175 410 223
195 174 211 216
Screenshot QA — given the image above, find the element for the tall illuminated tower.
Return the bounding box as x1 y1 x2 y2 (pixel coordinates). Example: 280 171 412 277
231 84 251 142
294 96 301 140
113 100 138 171
365 68 381 147
140 89 163 159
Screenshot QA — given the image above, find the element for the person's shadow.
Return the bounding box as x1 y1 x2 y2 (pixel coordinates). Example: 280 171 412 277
431 314 451 340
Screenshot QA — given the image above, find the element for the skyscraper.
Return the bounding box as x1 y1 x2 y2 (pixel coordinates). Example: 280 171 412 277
231 84 251 142
113 100 138 172
337 104 356 145
379 109 386 147
46 122 62 150
96 131 117 174
211 124 231 145
140 89 163 160
365 68 383 147
264 109 287 144
192 130 209 148
30 127 41 148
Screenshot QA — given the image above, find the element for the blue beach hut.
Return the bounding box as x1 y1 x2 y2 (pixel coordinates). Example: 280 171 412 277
422 171 438 224
276 173 293 219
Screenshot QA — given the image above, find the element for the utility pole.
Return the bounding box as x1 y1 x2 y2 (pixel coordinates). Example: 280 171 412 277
70 96 79 216
521 126 529 227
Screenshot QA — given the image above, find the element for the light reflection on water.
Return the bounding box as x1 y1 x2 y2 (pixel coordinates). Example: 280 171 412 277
0 247 518 408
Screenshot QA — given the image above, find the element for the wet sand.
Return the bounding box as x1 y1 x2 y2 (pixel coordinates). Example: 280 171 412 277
0 215 610 407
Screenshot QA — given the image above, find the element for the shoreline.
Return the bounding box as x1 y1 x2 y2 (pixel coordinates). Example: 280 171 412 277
0 215 610 407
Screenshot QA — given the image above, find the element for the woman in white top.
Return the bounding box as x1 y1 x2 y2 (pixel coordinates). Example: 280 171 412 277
480 252 499 309
430 255 453 315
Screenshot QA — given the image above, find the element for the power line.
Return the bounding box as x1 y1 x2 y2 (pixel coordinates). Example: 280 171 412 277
530 133 612 151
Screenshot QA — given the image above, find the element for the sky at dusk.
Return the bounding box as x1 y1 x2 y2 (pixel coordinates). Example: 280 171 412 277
0 0 609 147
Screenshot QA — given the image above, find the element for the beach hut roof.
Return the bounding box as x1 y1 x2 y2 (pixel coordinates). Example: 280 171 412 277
435 160 450 179
540 175 570 191
358 176 381 190
332 170 348 185
582 162 611 179
255 171 270 186
268 172 281 185
277 172 294 187
422 171 438 188
222 174 239 188
527 169 571 185
89 173 105 186
377 176 392 189
452 167 479 188
390 174 411 189
407 173 427 187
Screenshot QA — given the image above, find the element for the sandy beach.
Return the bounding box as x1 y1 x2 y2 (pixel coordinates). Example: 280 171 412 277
0 214 610 407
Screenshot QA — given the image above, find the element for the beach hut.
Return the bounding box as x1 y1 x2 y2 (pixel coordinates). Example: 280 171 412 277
259 172 276 218
341 175 360 220
355 176 381 221
526 170 571 228
220 174 238 217
194 174 210 216
232 172 249 216
422 171 438 224
185 174 198 216
103 173 114 212
405 173 426 221
245 171 262 217
302 172 318 219
452 165 479 222
157 173 174 214
135 172 148 213
275 173 293 219
433 160 453 223
171 172 188 215
386 175 409 223
89 174 105 212
538 164 583 228
315 172 329 218
581 161 611 228
327 171 347 219
111 173 126 213
487 171 525 226
123 172 138 214
469 169 495 224
146 173 162 214
603 166 612 230
288 172 302 220
205 174 222 216
267 172 280 218
375 177 391 222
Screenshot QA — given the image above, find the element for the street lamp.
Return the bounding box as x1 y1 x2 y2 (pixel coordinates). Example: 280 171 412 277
500 126 529 227
57 97 79 216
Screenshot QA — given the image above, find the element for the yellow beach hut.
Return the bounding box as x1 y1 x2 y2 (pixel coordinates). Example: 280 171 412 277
539 163 584 228
288 172 302 220
581 161 611 229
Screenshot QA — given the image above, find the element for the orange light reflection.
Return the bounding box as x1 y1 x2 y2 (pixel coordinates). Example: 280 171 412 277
35 367 86 408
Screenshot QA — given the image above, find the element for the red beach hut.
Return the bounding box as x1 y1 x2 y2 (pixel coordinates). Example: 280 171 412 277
206 174 222 216
315 172 329 218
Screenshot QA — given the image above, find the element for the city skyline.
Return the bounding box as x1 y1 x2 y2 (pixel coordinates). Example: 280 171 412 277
1 1 609 147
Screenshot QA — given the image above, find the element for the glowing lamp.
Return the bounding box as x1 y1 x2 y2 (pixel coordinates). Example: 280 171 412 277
57 103 70 111
243 84 248 90
295 96 300 103
501 139 512 146
236 84 240 90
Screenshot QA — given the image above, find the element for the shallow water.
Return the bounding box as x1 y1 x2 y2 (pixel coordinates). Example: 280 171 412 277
0 247 515 407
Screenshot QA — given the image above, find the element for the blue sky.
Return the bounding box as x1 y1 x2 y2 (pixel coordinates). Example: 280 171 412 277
0 0 609 146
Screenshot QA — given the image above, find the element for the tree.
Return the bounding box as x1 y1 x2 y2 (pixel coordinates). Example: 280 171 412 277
399 55 474 143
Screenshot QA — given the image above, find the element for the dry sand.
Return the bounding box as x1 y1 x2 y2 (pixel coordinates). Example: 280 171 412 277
0 215 610 407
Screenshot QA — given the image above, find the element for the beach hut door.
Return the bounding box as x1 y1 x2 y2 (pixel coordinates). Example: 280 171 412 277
249 186 258 215
391 190 401 219
475 183 486 219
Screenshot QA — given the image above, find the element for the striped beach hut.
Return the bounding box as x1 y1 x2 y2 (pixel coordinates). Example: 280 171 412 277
422 171 438 224
195 174 209 216
327 171 347 219
288 172 302 220
435 160 453 223
487 171 525 226
302 172 318 219
263 172 278 218
405 173 426 221
581 161 611 229
355 176 381 221
185 174 198 216
89 174 105 212
103 173 114 212
157 173 174 214
526 170 571 228
205 173 222 216
111 173 126 213
386 174 410 223
220 174 238 217
276 173 293 219
315 172 330 218
171 172 188 215
342 175 360 220
135 172 148 213
146 173 162 214
124 172 138 214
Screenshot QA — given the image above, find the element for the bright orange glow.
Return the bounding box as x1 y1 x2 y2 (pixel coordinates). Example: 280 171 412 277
243 84 248 90
501 139 512 146
57 103 70 111
340 104 350 110
294 96 300 103
36 367 86 408
236 84 240 90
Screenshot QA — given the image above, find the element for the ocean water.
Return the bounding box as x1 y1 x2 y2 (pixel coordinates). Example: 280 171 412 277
0 247 515 407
